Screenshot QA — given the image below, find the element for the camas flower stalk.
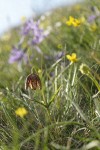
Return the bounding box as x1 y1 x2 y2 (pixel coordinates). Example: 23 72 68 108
21 19 49 54
8 46 28 64
22 19 48 45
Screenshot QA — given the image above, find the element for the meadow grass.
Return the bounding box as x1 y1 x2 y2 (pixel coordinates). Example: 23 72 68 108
0 0 100 149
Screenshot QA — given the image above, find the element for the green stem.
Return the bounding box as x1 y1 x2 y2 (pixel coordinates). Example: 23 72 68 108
88 73 100 91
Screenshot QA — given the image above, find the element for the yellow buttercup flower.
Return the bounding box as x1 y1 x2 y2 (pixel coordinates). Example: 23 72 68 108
66 53 78 63
66 16 82 27
66 16 74 26
15 107 28 118
72 19 81 27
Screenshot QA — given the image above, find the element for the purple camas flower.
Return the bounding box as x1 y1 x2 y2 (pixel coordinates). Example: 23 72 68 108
8 19 49 65
9 47 28 64
22 19 48 45
22 19 34 35
32 31 46 45
88 15 97 22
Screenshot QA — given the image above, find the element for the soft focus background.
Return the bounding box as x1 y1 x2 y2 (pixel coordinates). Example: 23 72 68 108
0 0 81 34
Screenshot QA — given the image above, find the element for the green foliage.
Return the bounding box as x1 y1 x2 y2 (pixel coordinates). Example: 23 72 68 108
0 0 100 149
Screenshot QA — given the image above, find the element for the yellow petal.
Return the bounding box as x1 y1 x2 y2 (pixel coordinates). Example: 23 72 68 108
15 107 28 118
66 21 72 26
72 53 76 58
66 55 72 60
69 16 74 22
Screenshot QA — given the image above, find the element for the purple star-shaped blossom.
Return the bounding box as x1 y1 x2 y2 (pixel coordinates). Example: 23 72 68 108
22 19 48 45
8 47 27 64
32 29 46 45
88 15 97 23
22 19 34 35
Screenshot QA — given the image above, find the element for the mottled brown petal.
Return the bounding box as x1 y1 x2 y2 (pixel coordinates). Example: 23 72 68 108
25 73 42 90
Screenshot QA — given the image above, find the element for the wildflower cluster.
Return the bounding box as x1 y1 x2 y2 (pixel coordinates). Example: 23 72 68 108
9 19 49 64
22 19 48 45
1 1 100 149
9 46 28 64
66 16 82 27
